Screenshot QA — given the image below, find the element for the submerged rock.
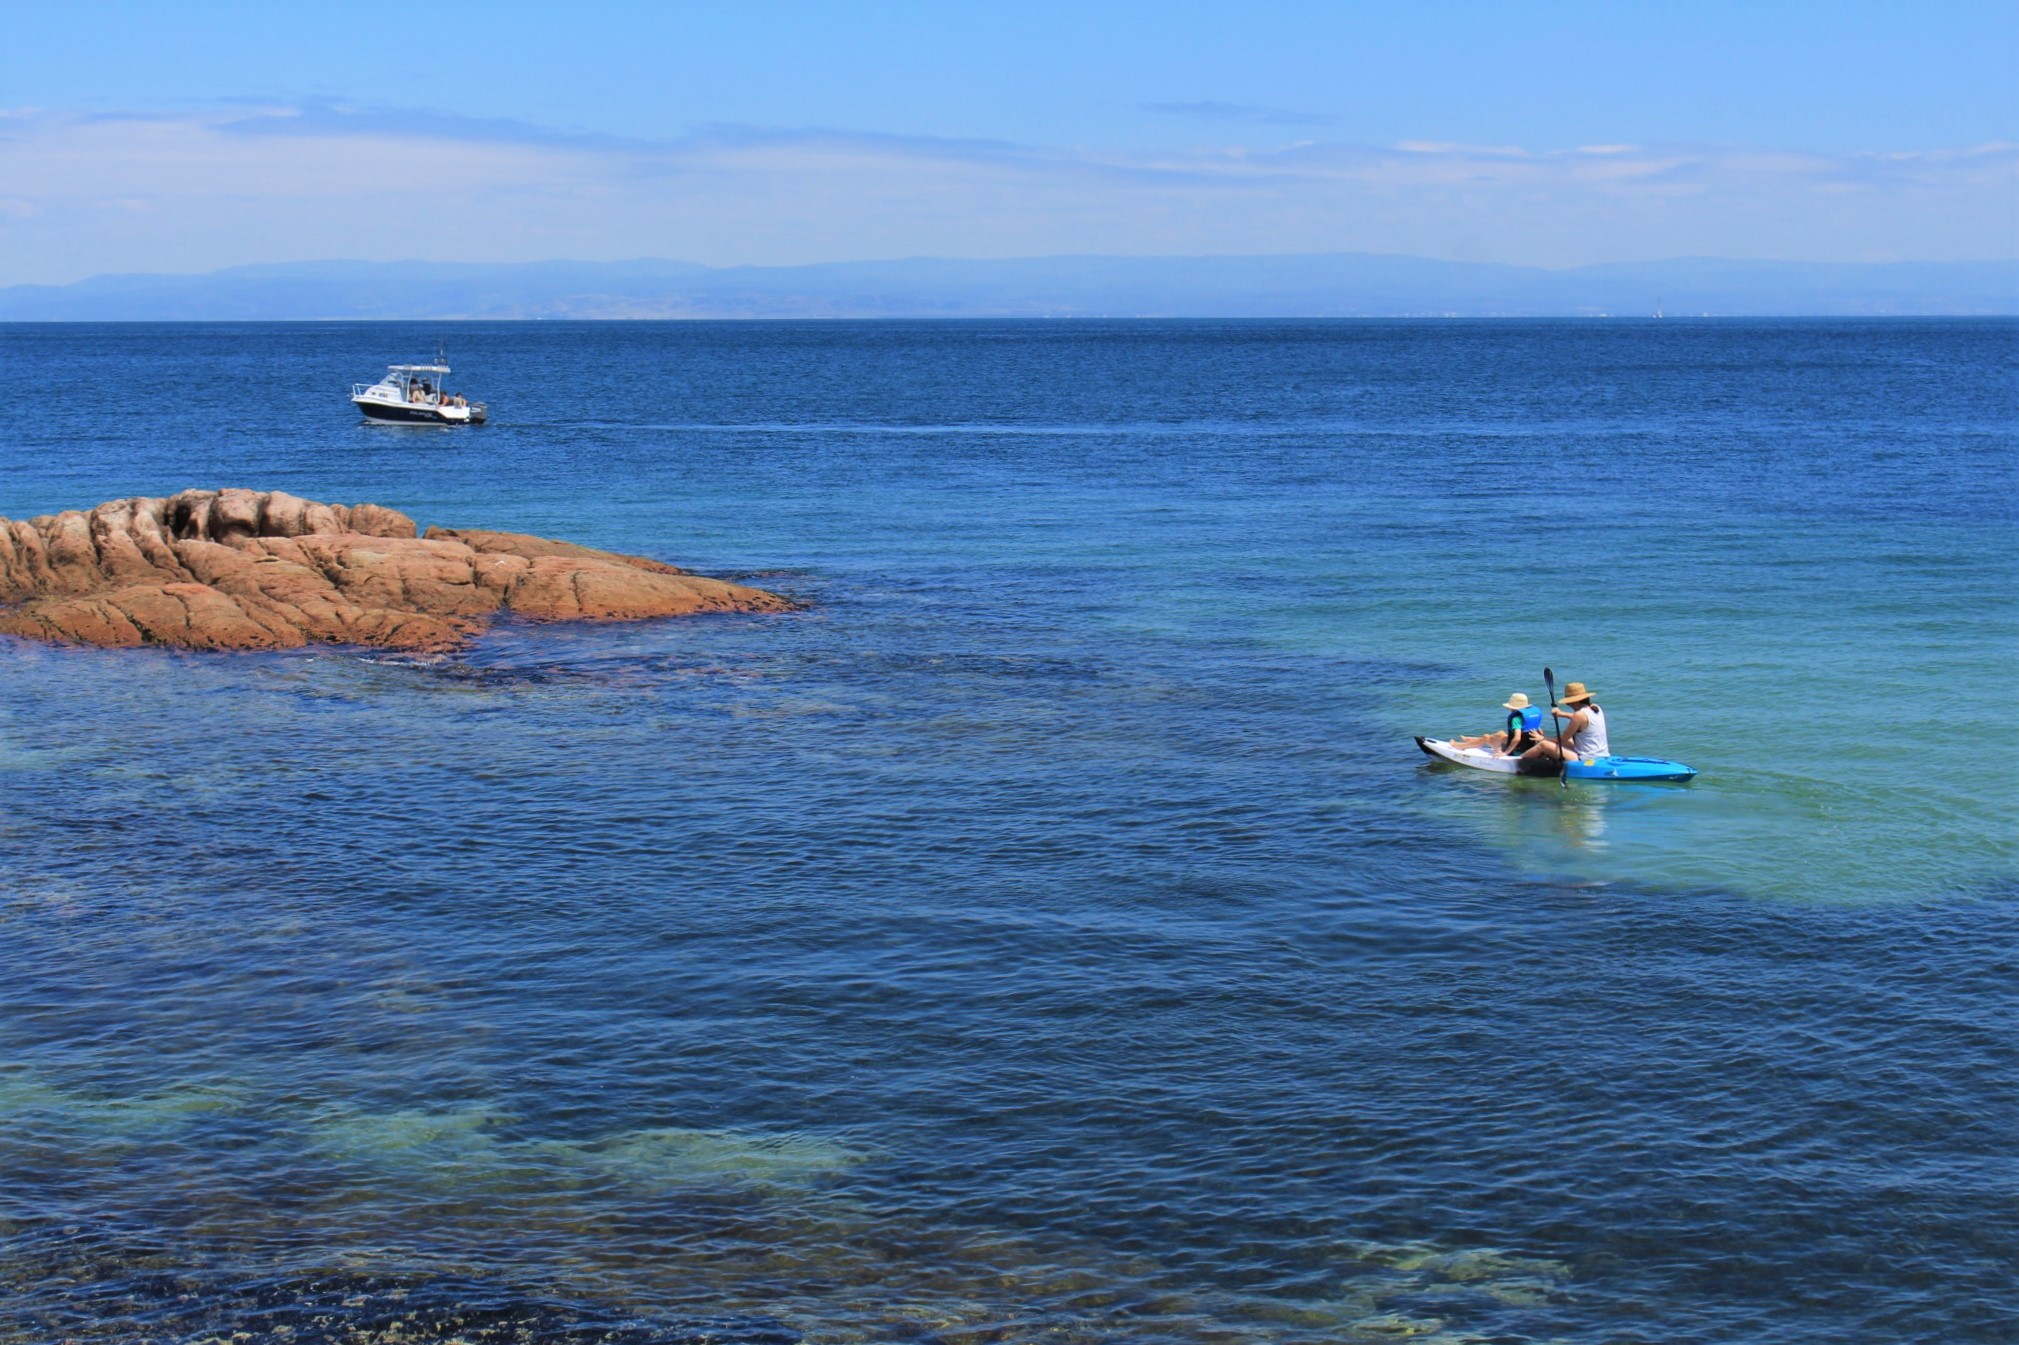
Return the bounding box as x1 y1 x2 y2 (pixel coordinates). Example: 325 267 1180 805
304 1103 864 1195
0 489 793 652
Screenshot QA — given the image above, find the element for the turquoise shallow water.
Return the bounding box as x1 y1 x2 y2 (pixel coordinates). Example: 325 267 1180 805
0 319 2014 1342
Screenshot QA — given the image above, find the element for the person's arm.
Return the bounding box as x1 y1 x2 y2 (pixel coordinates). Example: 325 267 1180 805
1556 707 1589 741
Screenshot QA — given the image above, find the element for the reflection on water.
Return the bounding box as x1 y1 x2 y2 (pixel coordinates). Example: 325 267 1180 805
1407 757 1981 904
1413 767 1690 886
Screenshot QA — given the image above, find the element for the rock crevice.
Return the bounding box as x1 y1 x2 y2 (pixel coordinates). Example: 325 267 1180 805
0 489 793 652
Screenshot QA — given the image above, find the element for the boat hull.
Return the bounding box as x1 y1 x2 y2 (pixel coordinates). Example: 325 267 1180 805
1415 736 1697 782
356 399 461 425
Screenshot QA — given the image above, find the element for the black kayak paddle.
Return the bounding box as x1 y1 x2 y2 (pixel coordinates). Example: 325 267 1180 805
1543 665 1569 788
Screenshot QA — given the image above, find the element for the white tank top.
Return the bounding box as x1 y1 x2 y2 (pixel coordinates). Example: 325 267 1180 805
1568 705 1609 758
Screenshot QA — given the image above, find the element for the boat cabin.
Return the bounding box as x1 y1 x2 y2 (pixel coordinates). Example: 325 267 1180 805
350 361 486 425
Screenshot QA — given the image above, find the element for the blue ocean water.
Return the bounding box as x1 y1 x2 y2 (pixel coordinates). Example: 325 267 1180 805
0 319 2013 1343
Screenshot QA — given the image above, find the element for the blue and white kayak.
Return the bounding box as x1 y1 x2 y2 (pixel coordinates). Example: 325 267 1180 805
1415 736 1697 782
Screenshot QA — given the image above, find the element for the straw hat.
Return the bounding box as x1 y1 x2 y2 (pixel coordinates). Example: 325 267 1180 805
1560 681 1596 704
1501 692 1532 711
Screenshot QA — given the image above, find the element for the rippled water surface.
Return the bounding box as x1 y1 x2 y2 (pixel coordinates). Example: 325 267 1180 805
1 320 2014 1343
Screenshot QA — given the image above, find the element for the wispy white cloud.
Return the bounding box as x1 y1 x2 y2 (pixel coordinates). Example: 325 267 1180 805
1390 140 1531 156
1141 100 1335 127
215 100 648 153
0 102 2012 284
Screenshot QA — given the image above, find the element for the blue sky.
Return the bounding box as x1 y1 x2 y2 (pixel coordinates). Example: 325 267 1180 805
1 1 2013 284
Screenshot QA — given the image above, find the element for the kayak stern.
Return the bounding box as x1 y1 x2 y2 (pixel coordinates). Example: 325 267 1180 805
1563 754 1698 782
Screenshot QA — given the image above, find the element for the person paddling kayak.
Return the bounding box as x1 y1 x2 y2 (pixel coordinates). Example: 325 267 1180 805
1416 671 1694 781
1519 681 1608 775
1450 692 1546 756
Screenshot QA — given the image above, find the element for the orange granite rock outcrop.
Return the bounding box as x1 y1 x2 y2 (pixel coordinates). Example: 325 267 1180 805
0 488 793 652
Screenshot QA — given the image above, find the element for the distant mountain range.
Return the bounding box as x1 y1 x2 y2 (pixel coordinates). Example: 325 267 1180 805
1 254 2012 319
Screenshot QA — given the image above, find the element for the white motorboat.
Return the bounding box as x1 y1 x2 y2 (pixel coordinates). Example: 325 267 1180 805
351 359 487 425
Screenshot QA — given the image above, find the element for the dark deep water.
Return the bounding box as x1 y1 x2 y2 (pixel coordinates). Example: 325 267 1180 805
1 320 2014 1343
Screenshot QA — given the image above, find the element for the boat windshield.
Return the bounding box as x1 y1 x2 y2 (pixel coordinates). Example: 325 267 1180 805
355 360 474 406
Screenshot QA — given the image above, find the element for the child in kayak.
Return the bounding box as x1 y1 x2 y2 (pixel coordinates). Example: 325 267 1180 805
1452 692 1546 756
1519 681 1609 773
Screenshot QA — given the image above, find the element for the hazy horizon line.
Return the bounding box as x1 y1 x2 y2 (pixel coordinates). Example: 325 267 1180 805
10 250 2018 289
6 252 2008 321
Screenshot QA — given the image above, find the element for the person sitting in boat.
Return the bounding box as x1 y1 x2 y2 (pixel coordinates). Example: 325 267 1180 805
1451 692 1545 756
1519 681 1609 773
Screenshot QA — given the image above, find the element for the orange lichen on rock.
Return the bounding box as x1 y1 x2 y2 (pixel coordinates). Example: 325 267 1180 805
0 489 793 652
